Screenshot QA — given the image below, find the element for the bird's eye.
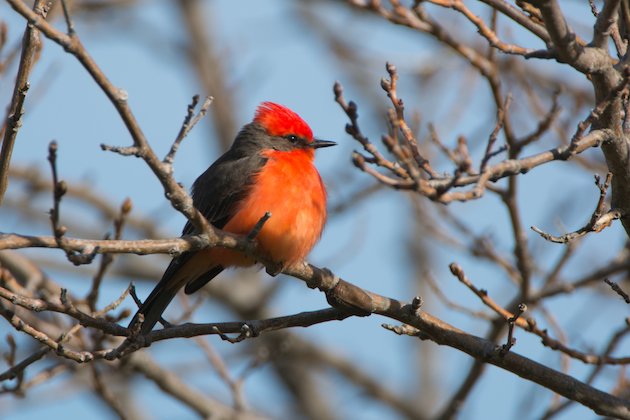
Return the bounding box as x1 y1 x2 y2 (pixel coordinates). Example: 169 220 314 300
286 135 299 143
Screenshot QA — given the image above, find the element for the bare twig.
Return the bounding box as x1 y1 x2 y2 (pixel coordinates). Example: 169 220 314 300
337 69 613 202
480 95 511 173
89 364 131 419
246 212 272 241
86 198 133 311
0 0 47 206
2 232 630 416
513 89 561 154
501 303 527 354
449 263 630 365
59 0 76 35
0 305 97 363
569 68 630 151
46 141 98 265
603 278 630 304
381 62 437 178
333 81 410 180
532 173 621 243
164 95 214 165
126 352 264 419
8 165 163 238
591 0 621 49
193 337 248 411
428 0 535 56
177 0 237 152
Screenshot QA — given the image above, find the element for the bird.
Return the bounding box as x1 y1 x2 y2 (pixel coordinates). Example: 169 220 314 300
130 102 336 334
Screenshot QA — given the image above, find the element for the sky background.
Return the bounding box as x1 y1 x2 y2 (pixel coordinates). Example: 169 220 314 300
1 1 628 419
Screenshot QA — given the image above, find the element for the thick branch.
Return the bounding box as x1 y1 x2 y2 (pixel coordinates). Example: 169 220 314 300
0 232 237 256
529 0 615 74
280 263 630 419
592 0 621 49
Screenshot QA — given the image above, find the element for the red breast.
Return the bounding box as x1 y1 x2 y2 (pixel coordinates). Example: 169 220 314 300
216 148 327 267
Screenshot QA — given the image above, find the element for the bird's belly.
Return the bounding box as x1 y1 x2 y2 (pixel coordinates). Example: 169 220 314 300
220 151 327 267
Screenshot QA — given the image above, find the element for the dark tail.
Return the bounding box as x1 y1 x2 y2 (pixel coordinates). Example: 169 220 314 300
184 265 224 294
129 282 179 335
128 260 224 334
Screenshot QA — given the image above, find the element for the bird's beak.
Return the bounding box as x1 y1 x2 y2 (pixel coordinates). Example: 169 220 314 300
311 139 337 149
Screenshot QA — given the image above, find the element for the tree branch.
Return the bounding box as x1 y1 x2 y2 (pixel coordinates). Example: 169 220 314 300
592 0 621 49
0 0 47 206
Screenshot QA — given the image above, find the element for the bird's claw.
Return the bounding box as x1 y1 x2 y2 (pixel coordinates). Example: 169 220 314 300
265 262 284 276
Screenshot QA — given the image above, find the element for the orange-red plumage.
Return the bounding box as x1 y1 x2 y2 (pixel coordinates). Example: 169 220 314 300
254 102 314 140
225 148 327 264
130 102 335 333
189 148 326 271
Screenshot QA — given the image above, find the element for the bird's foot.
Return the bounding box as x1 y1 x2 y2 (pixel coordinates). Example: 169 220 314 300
265 261 284 277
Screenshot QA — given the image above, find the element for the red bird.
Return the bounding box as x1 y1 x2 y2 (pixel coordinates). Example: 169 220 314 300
131 102 336 333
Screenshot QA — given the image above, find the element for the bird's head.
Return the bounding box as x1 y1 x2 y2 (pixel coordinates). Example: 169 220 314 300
252 102 336 157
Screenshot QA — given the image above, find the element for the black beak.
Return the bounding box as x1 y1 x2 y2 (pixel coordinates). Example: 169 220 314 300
311 139 337 149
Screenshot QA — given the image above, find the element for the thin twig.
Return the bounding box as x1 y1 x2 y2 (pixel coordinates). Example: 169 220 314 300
164 95 214 165
603 278 630 304
449 263 630 365
568 67 630 151
333 81 411 180
86 198 133 311
246 212 271 241
46 141 98 265
480 95 511 173
0 0 48 206
59 0 75 35
532 173 621 243
501 303 527 354
381 62 438 178
428 0 535 55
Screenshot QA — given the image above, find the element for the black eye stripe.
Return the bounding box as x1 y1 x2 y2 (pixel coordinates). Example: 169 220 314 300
286 135 299 143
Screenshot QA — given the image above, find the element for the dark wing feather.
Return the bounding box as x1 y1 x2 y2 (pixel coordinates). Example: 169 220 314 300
175 150 268 288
